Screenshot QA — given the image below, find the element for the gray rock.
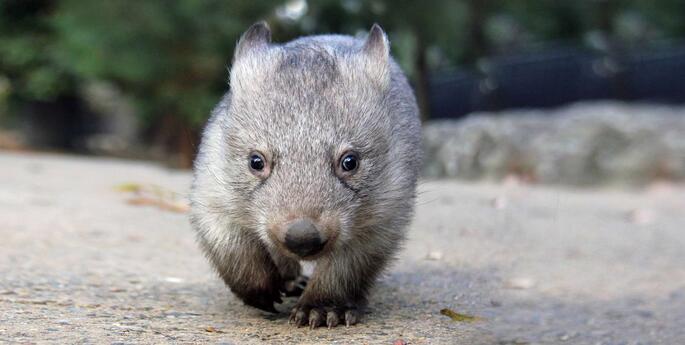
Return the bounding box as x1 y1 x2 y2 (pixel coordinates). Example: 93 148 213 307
423 101 685 186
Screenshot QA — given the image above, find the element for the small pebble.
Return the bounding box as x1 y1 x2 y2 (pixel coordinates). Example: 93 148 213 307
492 196 508 210
502 174 523 187
627 209 655 225
504 277 535 290
425 251 444 261
163 277 184 283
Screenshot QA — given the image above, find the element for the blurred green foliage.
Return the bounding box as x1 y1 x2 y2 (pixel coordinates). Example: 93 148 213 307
1 0 684 129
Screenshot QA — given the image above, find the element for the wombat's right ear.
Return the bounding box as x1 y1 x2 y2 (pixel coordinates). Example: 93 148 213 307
234 21 272 61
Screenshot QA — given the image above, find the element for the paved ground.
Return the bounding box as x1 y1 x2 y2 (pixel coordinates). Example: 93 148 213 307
1 152 684 344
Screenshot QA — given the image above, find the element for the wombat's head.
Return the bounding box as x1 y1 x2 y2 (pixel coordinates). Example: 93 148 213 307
217 22 414 260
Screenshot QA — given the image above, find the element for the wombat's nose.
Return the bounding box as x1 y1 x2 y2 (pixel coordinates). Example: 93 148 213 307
284 219 326 257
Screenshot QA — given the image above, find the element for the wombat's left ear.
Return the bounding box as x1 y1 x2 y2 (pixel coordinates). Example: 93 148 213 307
234 21 272 61
362 24 390 61
361 24 390 88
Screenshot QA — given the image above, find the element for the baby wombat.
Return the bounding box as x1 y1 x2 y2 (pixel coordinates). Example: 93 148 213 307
190 22 422 328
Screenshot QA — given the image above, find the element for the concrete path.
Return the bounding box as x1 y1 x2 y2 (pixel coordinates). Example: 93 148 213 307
1 152 684 344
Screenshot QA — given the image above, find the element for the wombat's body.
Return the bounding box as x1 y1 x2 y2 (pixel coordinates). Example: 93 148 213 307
190 23 421 328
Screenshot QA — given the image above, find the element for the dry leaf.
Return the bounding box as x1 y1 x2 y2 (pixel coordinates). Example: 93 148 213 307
124 194 189 213
204 326 224 333
117 183 189 213
439 308 481 322
115 183 143 193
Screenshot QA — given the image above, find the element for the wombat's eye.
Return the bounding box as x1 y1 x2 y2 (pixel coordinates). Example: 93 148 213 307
250 155 264 170
339 152 359 173
248 151 268 177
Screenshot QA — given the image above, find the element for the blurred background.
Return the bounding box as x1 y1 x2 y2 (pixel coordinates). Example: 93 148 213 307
1 0 684 186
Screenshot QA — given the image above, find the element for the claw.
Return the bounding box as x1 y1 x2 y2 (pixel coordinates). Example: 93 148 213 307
309 309 323 329
282 275 309 297
326 311 339 329
288 307 298 326
291 304 359 328
294 309 307 327
344 309 358 327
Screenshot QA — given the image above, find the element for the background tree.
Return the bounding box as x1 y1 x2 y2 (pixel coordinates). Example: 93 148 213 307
1 0 684 166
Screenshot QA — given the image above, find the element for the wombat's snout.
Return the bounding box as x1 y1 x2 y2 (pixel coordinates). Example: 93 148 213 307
284 219 328 258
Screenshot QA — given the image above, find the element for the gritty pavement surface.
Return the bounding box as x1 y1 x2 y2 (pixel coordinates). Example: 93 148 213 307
1 152 684 344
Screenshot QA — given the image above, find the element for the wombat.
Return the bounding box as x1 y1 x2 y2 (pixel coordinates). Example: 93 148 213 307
190 22 422 329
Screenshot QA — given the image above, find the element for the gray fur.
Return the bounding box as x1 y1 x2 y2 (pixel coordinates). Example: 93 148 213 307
190 22 422 327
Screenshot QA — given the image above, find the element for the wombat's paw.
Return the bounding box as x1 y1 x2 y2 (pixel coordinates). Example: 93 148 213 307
239 288 283 313
289 305 359 329
281 275 308 297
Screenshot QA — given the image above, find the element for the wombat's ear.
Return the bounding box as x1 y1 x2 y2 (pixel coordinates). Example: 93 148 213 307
360 23 390 88
362 23 390 61
234 21 272 61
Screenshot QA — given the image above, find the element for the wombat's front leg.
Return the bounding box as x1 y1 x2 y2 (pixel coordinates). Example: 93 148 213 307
206 231 284 313
289 244 390 328
270 250 307 297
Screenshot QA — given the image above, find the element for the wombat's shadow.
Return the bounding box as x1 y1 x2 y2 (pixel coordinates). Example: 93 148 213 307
192 262 685 343
263 263 498 323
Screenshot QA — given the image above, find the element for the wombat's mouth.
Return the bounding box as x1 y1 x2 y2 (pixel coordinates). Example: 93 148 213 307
282 239 336 261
